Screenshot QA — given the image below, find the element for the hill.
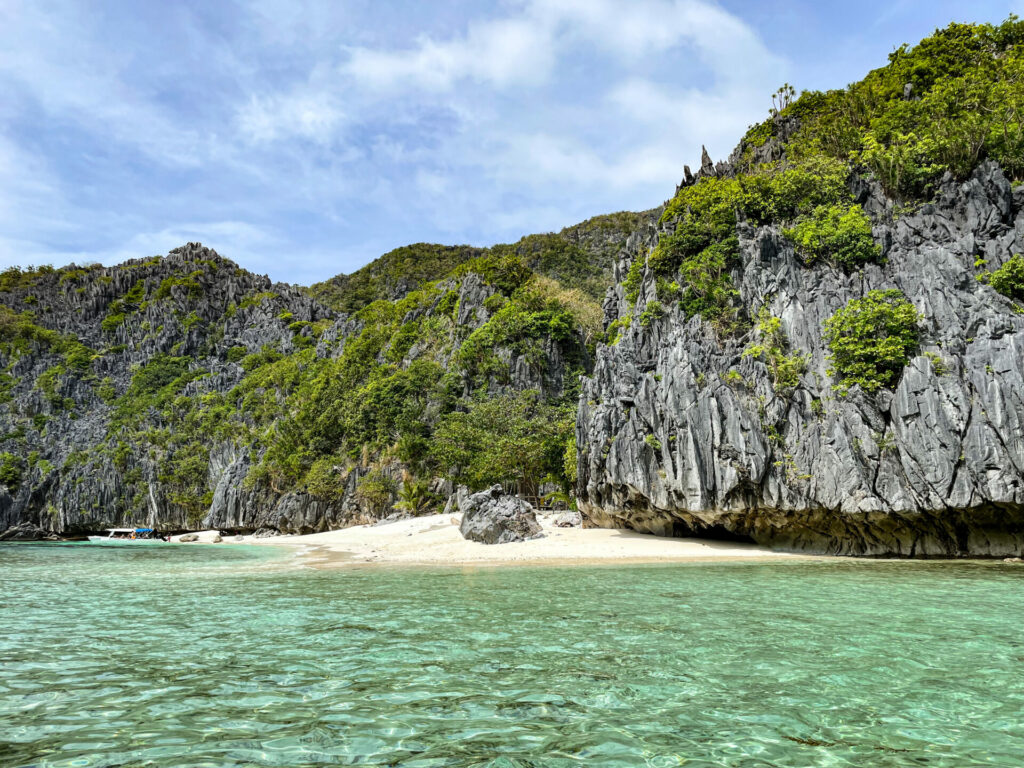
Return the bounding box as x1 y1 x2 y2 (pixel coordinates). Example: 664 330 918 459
0 207 652 534
3 18 1024 556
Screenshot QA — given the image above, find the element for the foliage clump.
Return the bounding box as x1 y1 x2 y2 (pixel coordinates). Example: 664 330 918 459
981 254 1024 301
741 17 1024 197
742 313 808 390
102 281 146 332
648 157 854 329
0 451 23 490
784 204 881 268
430 390 573 498
824 290 921 393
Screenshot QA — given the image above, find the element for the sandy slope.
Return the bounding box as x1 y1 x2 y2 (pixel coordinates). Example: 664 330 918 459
178 513 809 568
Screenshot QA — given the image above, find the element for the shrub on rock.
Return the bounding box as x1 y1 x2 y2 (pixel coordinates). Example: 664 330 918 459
824 289 921 393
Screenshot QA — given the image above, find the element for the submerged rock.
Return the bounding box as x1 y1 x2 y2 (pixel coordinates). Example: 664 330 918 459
459 485 543 544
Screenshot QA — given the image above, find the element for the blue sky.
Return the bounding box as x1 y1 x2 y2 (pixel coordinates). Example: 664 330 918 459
0 0 1020 285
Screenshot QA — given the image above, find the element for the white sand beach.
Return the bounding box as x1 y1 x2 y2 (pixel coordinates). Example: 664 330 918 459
175 513 809 567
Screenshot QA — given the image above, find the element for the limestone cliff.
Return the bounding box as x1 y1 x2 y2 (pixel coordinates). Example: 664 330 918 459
577 160 1024 556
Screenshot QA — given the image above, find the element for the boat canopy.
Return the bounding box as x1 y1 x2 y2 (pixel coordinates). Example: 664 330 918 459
105 528 155 533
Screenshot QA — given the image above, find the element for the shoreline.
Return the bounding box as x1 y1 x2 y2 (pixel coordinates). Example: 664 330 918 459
173 513 817 569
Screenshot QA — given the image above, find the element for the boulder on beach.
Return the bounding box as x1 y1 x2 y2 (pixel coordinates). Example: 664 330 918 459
459 485 543 545
178 533 199 542
553 510 582 528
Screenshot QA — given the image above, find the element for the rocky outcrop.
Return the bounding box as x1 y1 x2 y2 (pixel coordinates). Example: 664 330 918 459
459 485 543 544
578 160 1024 556
0 522 59 541
0 234 588 538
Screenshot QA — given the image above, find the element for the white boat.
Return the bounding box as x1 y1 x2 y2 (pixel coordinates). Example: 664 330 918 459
87 528 167 545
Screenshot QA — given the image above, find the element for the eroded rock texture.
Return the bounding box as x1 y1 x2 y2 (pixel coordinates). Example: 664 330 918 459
578 161 1024 556
459 485 543 544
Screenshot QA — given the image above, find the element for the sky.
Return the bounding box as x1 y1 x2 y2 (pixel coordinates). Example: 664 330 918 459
0 1 1020 285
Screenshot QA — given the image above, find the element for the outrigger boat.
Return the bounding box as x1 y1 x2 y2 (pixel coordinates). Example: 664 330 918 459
87 528 167 545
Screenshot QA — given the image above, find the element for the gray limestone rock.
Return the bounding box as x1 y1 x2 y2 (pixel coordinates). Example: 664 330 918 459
553 510 582 528
459 485 543 544
0 522 59 541
577 160 1024 556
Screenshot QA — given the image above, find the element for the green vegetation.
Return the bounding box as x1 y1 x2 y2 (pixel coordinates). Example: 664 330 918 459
393 477 435 516
0 451 22 490
211 256 591 509
155 272 203 301
310 244 483 314
645 20 1022 341
354 469 399 513
824 290 921 393
649 157 854 330
0 265 55 294
742 312 808 390
430 391 573 498
309 213 646 313
102 281 145 331
784 204 881 267
226 346 248 363
456 278 583 387
644 434 663 452
981 254 1024 301
741 17 1024 197
638 301 665 328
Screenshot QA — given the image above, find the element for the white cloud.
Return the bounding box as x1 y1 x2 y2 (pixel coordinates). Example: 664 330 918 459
340 0 785 93
0 221 289 278
0 0 792 282
239 92 347 144
0 0 209 168
344 15 557 90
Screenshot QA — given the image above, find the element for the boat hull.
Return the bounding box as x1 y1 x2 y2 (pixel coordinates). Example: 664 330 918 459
86 536 167 545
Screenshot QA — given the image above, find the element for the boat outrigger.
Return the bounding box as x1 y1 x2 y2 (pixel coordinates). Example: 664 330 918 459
87 528 167 544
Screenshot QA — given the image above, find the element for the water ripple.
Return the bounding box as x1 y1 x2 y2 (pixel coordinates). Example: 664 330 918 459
3 545 1024 766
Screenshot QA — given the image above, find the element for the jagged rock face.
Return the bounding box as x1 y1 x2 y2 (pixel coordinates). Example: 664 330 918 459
0 241 584 536
459 485 543 544
578 161 1024 556
0 521 59 541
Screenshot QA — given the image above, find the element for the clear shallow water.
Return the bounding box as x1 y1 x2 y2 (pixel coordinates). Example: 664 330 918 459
2 546 1024 767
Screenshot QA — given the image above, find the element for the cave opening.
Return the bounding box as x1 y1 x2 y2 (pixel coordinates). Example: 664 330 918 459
670 519 756 544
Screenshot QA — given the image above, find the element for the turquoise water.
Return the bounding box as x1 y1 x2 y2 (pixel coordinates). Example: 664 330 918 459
2 545 1024 767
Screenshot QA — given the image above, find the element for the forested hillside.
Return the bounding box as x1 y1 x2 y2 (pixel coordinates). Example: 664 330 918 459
4 18 1024 557
0 212 651 534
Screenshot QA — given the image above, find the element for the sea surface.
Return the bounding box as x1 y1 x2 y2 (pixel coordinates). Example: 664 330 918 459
2 543 1024 767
